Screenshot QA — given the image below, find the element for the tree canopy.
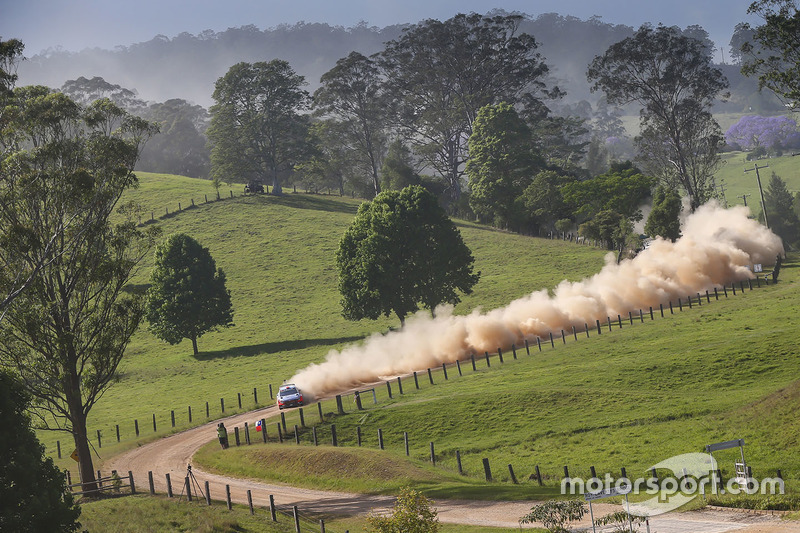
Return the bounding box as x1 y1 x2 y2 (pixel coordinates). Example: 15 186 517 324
645 185 683 242
763 172 800 247
145 233 234 355
208 60 311 194
466 102 542 228
314 52 388 197
336 185 479 326
0 86 158 493
379 13 559 208
0 371 81 532
588 24 729 211
741 0 800 106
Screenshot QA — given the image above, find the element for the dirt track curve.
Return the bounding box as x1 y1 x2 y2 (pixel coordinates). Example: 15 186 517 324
106 404 798 532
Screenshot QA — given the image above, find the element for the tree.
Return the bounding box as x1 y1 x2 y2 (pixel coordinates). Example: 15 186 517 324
741 0 800 107
138 98 211 178
466 102 541 228
207 60 311 194
366 487 440 533
520 170 573 233
729 22 757 65
314 52 388 197
725 115 800 151
379 13 558 207
0 88 158 493
0 38 24 103
763 172 800 246
60 76 145 111
588 24 729 211
645 185 683 241
380 140 421 192
0 370 81 532
561 161 655 222
145 233 234 355
336 185 479 326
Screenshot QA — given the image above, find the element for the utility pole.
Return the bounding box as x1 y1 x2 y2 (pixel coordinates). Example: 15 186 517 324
715 180 728 208
738 193 751 207
745 163 770 229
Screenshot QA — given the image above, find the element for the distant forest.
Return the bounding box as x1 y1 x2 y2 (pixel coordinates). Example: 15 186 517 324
17 11 777 112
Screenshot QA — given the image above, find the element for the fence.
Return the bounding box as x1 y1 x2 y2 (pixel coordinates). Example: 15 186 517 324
68 469 349 533
213 277 780 488
56 277 778 490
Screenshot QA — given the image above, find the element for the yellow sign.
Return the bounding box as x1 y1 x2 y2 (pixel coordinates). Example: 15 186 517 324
70 449 79 462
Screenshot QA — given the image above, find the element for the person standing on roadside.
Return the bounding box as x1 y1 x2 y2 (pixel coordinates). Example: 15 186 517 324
217 422 228 449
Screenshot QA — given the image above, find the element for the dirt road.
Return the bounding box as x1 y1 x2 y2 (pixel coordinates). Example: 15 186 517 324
105 404 797 531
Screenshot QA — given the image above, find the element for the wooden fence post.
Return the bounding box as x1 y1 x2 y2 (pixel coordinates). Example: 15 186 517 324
331 424 337 446
152 413 157 432
226 484 232 510
293 506 301 533
166 473 173 498
483 458 493 481
269 494 277 521
456 450 463 474
378 428 384 450
535 465 542 485
247 489 254 514
430 442 436 465
205 480 211 505
149 471 155 494
508 464 518 484
485 351 491 367
404 432 409 456
413 371 420 389
397 376 403 394
428 368 434 384
497 347 504 363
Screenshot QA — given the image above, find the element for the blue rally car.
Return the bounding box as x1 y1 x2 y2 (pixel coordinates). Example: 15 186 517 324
277 384 305 410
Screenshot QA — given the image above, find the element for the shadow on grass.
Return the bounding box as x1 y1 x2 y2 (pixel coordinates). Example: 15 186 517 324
194 335 365 360
265 193 360 215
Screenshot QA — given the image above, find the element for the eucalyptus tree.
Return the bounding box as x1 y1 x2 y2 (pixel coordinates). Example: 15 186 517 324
378 13 558 207
314 52 388 197
588 24 729 211
0 87 158 493
741 0 800 106
207 60 311 194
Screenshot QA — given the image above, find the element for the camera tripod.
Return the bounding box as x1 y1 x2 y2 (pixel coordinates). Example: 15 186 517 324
178 464 206 502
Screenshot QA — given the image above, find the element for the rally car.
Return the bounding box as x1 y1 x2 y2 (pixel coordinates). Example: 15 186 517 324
277 384 304 409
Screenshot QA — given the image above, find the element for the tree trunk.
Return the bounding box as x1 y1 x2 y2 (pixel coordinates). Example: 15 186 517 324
71 409 98 494
191 336 198 355
397 313 406 328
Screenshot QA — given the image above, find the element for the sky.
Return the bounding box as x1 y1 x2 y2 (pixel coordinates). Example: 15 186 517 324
1 0 761 61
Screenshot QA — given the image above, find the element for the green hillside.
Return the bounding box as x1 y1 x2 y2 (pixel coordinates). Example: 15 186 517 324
717 151 800 213
197 259 800 500
41 172 608 474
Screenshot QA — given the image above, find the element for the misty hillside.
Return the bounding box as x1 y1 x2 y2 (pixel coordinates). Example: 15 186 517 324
16 11 764 111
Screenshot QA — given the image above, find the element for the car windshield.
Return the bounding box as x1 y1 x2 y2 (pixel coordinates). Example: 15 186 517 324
280 387 298 396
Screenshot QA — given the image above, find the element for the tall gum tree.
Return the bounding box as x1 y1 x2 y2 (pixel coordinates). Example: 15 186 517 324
314 52 388 198
588 24 729 211
0 87 158 492
378 13 558 209
207 60 310 194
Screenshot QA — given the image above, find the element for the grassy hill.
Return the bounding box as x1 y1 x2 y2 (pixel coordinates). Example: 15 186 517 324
41 172 607 475
196 258 800 501
717 151 800 214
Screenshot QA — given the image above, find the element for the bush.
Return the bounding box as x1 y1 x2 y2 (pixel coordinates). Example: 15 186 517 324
366 487 440 533
519 499 587 532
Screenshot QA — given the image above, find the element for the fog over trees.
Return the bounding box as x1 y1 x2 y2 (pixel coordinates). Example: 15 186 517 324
15 12 773 111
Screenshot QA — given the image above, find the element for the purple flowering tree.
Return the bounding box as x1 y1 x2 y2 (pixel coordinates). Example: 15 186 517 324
725 115 800 150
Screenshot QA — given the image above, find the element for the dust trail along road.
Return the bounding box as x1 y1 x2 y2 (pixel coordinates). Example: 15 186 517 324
105 404 797 532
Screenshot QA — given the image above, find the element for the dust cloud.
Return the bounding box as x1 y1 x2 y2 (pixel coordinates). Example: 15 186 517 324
290 203 784 399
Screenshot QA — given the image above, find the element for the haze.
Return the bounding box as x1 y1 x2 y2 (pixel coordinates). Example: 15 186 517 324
3 0 759 60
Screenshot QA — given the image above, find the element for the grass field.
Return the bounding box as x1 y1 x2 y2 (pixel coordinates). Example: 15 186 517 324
194 255 800 502
41 172 608 477
37 170 800 527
